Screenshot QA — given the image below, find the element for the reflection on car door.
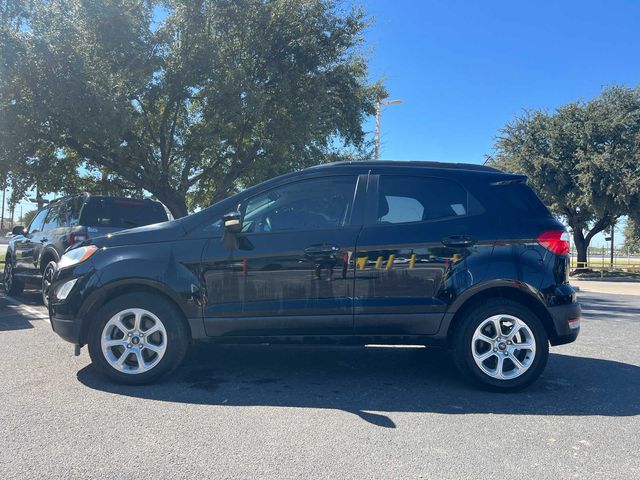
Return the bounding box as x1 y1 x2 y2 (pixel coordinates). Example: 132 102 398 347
354 174 479 335
201 175 365 336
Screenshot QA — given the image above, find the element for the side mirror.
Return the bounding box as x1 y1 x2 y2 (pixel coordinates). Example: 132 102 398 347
12 225 25 236
223 211 242 233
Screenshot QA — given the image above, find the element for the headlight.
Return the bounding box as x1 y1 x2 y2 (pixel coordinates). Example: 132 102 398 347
58 245 98 269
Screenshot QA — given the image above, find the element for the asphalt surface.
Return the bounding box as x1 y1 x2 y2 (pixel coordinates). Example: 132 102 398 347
0 289 638 479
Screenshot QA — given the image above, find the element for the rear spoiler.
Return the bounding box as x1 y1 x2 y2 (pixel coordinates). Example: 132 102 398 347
490 175 528 186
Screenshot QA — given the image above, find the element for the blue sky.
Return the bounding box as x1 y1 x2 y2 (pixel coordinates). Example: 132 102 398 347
12 1 639 246
362 0 640 164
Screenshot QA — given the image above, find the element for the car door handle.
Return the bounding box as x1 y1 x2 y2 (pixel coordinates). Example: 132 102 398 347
441 235 476 247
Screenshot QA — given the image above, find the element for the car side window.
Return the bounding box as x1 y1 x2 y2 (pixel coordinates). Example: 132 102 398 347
377 176 471 224
66 197 84 226
27 209 49 234
242 176 357 233
41 204 64 231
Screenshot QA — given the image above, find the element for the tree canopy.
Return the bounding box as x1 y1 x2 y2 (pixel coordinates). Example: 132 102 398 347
0 0 385 217
488 85 640 263
623 219 640 254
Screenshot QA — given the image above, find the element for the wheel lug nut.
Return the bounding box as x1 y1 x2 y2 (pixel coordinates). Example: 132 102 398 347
127 344 131 348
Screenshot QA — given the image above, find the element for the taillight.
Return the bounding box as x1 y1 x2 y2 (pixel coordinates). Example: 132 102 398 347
69 230 88 245
537 230 570 255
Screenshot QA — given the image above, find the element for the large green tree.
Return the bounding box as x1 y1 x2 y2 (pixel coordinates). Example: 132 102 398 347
488 86 640 264
623 219 640 254
1 0 384 217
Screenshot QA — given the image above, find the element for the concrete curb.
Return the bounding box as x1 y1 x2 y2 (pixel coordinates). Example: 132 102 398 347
571 277 640 283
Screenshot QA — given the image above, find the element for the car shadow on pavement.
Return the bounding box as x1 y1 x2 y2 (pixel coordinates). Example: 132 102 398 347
77 344 640 427
0 308 33 331
0 290 45 331
578 294 640 316
10 289 44 307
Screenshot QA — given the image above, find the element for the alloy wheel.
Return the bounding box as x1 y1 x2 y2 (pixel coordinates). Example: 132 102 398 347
42 263 55 306
101 308 168 374
4 261 12 291
471 314 536 380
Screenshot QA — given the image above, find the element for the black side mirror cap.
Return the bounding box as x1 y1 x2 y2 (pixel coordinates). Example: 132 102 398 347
12 225 25 236
223 211 242 233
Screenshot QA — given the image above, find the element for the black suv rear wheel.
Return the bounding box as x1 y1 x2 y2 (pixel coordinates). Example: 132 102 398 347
88 293 190 385
452 299 549 391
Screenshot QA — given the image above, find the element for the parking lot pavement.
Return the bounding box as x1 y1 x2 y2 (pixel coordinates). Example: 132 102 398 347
571 279 640 296
0 290 638 480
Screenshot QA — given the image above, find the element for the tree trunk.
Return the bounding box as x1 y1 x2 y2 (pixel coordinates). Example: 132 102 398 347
156 190 189 219
35 188 45 210
573 231 588 266
569 213 615 272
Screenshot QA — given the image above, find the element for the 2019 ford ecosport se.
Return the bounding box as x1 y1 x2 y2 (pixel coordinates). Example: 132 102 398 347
49 161 580 390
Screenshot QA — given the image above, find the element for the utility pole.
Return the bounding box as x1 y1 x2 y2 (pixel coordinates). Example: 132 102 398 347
0 183 5 231
375 98 403 160
610 221 615 268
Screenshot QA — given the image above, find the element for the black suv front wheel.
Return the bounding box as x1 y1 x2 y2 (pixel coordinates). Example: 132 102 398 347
42 260 57 307
88 293 190 385
3 258 25 296
453 299 549 391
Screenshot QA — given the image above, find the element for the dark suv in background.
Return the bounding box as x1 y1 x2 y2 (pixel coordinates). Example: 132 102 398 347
3 194 169 305
49 162 580 390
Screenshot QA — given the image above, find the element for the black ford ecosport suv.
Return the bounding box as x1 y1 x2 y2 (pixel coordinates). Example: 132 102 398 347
49 161 580 390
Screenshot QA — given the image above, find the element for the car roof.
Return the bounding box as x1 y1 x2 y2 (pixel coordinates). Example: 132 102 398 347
300 160 526 181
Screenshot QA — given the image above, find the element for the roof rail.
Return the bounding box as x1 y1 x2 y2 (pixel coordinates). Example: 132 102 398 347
310 160 502 173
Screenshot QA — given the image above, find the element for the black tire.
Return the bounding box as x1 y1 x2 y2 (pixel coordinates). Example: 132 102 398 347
87 293 190 385
42 260 57 308
452 299 549 391
3 257 25 296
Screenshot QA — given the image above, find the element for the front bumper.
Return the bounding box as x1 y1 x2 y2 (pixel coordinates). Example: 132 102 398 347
48 261 96 345
547 301 581 345
50 311 83 344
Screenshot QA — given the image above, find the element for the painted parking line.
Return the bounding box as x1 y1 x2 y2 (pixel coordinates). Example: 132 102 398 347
0 293 50 324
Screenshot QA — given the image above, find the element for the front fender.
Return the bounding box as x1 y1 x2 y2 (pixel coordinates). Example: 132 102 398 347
80 240 207 320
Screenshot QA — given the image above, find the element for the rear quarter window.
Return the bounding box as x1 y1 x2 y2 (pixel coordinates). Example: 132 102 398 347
493 183 550 216
79 198 168 229
376 175 482 225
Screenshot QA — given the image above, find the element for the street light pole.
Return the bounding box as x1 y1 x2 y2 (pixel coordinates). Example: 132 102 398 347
610 221 615 268
0 183 5 231
375 98 403 160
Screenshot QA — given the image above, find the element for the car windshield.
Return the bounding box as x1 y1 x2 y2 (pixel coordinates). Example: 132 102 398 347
79 198 168 229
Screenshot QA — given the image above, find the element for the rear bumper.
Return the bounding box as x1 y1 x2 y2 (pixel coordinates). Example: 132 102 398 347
547 301 581 346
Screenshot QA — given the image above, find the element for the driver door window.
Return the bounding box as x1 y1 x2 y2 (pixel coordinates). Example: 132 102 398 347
242 176 357 233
